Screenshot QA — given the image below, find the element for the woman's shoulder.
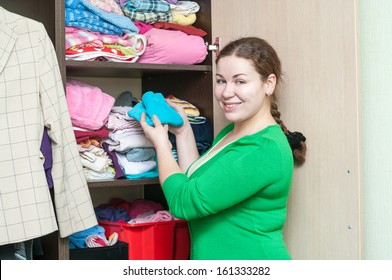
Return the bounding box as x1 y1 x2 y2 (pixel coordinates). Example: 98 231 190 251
214 124 290 155
234 125 292 157
213 123 234 145
240 124 287 144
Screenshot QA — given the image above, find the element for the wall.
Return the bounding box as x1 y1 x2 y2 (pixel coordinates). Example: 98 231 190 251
359 0 392 260
212 0 361 259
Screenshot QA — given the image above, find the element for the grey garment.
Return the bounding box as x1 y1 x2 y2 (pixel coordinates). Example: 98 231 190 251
125 147 156 162
14 239 43 260
115 91 139 107
14 240 33 260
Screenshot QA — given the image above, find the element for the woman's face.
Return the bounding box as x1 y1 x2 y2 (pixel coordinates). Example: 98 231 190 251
215 55 272 124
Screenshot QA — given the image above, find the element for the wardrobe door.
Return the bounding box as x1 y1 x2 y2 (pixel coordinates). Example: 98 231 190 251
212 0 361 259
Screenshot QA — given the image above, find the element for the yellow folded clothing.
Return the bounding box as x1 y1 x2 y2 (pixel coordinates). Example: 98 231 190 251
166 95 200 117
172 13 196 26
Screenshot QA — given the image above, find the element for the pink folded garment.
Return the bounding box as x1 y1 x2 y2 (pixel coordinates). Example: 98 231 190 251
146 210 175 222
129 199 163 219
128 210 175 224
66 79 115 130
137 28 207 65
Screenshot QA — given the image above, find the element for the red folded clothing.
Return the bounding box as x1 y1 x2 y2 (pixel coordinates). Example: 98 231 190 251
153 22 207 37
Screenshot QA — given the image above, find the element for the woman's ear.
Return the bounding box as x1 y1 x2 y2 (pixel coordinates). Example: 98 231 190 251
265 74 277 96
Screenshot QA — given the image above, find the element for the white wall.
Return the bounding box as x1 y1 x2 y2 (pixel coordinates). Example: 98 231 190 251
359 0 392 259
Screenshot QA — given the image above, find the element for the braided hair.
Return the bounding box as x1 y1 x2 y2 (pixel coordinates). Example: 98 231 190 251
216 37 306 165
271 102 306 165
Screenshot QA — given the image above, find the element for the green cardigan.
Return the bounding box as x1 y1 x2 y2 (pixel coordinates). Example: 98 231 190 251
162 123 294 260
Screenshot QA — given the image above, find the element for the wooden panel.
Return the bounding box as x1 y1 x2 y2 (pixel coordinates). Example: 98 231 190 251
88 179 159 189
66 60 211 78
212 0 361 259
1 0 56 41
89 186 144 207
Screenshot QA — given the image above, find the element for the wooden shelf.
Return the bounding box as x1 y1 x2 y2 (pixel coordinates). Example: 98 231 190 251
87 178 160 188
66 60 212 78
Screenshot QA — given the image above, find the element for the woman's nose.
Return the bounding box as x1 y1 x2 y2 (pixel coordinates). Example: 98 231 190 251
222 83 235 98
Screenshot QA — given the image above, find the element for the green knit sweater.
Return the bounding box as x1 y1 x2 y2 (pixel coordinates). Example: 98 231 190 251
162 123 294 260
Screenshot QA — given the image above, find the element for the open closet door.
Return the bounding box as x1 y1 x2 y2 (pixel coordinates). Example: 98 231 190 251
211 0 361 259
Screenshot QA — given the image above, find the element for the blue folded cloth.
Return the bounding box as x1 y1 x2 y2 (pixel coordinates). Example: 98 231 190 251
128 91 184 127
65 0 139 36
69 225 106 249
124 166 158 179
94 206 131 222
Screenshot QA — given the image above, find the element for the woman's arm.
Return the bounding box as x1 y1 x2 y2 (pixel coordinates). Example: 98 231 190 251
140 112 181 185
172 122 199 172
166 101 199 172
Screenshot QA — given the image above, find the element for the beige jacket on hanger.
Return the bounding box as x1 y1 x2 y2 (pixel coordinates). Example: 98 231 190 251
0 7 97 245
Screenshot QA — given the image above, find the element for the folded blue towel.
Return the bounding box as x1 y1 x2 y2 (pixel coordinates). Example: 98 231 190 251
128 91 184 127
65 0 139 35
129 101 152 124
68 225 106 249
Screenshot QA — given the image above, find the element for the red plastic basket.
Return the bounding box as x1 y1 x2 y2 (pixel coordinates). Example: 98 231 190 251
99 219 190 260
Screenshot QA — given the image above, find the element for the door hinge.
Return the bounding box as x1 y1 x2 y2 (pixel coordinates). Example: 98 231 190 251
206 37 220 54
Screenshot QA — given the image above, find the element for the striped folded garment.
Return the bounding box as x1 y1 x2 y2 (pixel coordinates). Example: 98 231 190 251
166 95 200 117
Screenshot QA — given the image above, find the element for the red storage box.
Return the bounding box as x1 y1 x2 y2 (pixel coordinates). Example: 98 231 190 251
99 219 190 260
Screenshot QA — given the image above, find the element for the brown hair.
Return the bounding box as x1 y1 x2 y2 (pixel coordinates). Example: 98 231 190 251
216 37 306 165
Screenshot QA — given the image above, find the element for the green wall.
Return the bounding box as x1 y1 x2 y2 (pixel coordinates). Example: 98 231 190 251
359 0 392 259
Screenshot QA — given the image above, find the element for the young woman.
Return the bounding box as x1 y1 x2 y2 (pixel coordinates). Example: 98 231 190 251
140 37 306 260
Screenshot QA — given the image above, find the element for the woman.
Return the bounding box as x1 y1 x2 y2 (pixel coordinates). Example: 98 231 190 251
140 37 306 260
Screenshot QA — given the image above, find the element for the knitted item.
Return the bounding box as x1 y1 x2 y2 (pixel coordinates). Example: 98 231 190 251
129 101 151 123
128 91 184 126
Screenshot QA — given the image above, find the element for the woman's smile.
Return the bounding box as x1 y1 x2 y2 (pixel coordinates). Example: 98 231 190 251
223 102 242 111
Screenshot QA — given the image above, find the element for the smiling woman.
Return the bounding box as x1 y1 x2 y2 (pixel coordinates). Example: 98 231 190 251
214 37 306 164
138 37 307 260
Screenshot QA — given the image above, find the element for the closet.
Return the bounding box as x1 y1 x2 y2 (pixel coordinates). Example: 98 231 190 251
1 0 361 260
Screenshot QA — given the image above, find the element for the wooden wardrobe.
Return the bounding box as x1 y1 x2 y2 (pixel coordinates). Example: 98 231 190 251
1 0 361 260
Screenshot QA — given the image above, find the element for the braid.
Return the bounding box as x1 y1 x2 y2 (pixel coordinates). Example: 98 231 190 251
271 102 288 133
271 102 307 165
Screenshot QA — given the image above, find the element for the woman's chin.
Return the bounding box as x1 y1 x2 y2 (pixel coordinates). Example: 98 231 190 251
224 112 240 123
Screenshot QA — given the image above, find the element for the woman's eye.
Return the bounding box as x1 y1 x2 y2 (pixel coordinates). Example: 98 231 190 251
216 79 226 84
235 80 245 84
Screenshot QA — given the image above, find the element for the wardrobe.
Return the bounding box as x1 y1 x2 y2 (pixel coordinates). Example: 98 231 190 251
0 0 361 260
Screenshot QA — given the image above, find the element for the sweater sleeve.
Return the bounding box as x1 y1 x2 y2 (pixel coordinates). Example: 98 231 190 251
162 135 285 220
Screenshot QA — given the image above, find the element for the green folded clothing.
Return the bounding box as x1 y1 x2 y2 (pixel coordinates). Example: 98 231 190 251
128 91 184 127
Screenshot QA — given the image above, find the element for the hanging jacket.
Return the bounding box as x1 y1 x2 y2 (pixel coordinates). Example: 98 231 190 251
0 6 97 245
